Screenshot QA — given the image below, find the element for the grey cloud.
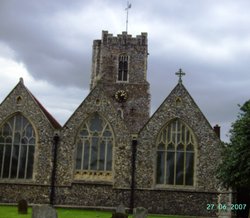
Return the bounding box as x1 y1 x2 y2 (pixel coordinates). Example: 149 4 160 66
0 0 94 87
0 0 250 142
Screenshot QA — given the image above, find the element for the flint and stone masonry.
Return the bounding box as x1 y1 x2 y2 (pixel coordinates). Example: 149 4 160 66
0 31 232 217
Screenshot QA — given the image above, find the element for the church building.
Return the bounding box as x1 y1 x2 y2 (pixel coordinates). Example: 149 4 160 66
0 31 232 217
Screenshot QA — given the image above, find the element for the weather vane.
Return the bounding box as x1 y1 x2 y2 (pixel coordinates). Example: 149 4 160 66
175 68 186 84
125 1 132 32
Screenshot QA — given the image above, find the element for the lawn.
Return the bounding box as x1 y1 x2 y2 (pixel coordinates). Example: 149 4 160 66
0 205 197 218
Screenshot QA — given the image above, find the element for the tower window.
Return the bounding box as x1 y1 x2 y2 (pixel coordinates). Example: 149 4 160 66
118 55 129 82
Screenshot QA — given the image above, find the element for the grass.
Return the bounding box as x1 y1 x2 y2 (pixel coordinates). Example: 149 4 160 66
0 206 197 218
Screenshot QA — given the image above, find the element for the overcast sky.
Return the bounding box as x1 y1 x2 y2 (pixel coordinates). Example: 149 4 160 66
0 0 250 142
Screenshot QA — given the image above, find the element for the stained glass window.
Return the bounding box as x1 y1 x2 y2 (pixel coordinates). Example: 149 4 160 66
0 114 35 179
156 119 195 186
75 113 113 173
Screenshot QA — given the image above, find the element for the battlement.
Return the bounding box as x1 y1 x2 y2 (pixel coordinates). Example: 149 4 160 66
93 30 147 46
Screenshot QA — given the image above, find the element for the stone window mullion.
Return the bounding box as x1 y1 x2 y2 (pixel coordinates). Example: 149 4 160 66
16 132 23 179
97 136 101 170
81 140 85 170
173 121 177 185
88 134 92 170
173 144 176 185
118 55 129 82
0 114 36 180
0 144 6 178
16 117 24 179
104 139 108 171
24 143 29 179
183 145 187 185
163 145 167 184
74 113 114 180
156 119 196 187
9 118 16 179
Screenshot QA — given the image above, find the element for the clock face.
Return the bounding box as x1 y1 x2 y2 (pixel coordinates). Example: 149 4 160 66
115 90 128 103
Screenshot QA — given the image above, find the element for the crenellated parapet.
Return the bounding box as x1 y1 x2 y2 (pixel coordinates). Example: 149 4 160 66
93 30 147 46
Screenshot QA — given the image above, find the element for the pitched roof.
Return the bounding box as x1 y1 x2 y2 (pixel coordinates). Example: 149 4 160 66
1 78 61 129
21 81 61 129
30 92 61 129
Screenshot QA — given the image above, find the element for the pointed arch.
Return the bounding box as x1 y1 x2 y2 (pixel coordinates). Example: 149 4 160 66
74 113 114 181
0 113 36 179
156 119 196 186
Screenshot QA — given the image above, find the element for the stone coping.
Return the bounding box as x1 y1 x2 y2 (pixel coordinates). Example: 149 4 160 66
72 180 113 186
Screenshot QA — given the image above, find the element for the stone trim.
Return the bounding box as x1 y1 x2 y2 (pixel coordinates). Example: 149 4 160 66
74 170 112 182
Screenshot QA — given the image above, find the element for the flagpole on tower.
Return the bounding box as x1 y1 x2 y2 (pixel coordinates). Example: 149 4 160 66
125 1 132 33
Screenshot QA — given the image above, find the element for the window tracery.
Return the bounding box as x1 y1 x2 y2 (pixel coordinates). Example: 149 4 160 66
0 114 35 179
75 113 114 181
156 119 195 186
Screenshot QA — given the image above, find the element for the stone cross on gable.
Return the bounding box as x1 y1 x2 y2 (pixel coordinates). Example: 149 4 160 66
175 68 186 84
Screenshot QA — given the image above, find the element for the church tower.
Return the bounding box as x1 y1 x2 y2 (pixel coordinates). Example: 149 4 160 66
90 31 150 133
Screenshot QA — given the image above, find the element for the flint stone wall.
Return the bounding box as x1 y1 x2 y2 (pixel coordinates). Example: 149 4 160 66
0 183 218 217
0 184 50 204
137 84 222 191
55 185 218 217
54 185 218 217
0 81 58 186
0 82 222 217
58 85 132 188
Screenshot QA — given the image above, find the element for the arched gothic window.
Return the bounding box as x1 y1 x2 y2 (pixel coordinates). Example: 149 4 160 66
0 114 36 179
156 119 195 186
75 113 114 175
118 55 128 82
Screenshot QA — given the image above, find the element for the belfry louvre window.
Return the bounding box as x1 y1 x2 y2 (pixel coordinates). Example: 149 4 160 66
156 119 195 186
0 114 35 179
118 55 128 81
75 113 113 172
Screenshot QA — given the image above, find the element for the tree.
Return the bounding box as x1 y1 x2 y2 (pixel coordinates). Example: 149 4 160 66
217 100 250 218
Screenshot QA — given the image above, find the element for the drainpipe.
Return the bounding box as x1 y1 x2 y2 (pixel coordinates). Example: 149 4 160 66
50 133 59 206
130 136 137 213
